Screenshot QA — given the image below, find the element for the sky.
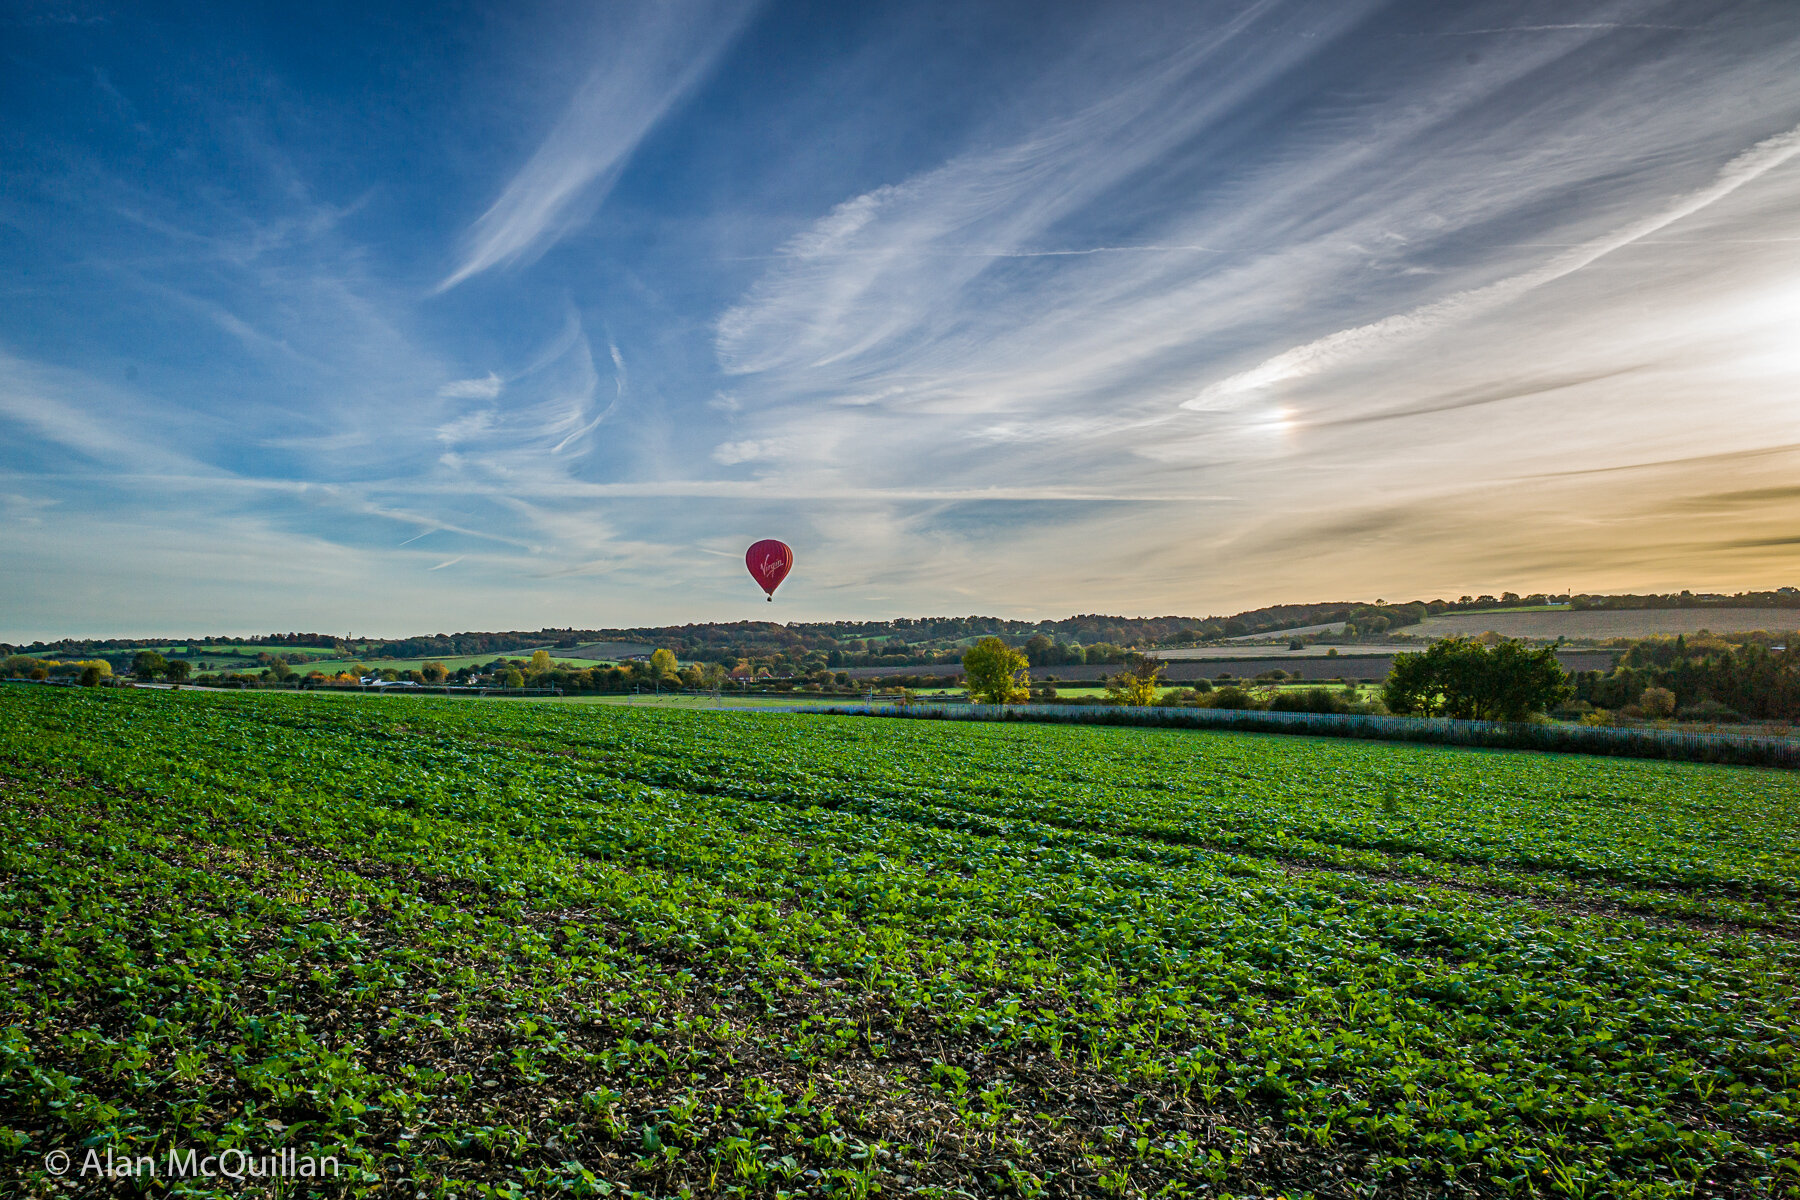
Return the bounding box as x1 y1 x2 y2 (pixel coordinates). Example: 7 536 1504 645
3 0 1798 639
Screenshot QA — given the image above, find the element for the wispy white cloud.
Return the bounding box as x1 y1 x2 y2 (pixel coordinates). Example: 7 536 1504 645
438 372 504 400
711 438 773 465
550 336 622 454
7 0 1800 635
0 349 213 472
715 0 1342 382
437 0 759 291
1439 24 1696 35
1186 122 1800 408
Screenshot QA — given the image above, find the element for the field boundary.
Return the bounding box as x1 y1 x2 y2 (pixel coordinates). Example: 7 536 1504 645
763 701 1800 768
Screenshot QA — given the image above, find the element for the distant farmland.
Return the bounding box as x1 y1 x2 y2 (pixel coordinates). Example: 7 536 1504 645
847 650 1618 682
1417 606 1800 640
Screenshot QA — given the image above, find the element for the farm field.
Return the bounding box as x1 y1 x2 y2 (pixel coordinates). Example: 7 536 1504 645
1145 645 1419 661
2 685 1797 1199
280 653 620 676
117 646 622 675
1040 682 1372 699
134 645 340 666
1416 608 1800 641
855 652 1619 685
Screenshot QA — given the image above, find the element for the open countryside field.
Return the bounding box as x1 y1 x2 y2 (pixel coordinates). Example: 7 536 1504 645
564 642 659 660
120 647 623 675
853 652 1620 684
3 684 1798 1199
1415 609 1800 641
283 652 621 677
1147 645 1420 661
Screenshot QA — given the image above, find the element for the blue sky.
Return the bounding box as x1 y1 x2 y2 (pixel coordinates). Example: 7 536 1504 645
3 0 1798 638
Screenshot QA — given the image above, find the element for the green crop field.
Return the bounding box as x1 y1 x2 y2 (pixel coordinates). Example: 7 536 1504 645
2 685 1797 1199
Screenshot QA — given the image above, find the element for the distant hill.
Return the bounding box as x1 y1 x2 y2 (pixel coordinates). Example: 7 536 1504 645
9 587 1794 664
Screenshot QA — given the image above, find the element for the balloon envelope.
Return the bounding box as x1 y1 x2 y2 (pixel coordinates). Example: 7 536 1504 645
745 539 793 600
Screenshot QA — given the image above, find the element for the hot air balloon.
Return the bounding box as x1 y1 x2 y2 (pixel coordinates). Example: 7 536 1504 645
745 539 793 602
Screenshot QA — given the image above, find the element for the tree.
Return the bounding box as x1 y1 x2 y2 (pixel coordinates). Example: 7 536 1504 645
501 668 525 688
132 651 167 680
1105 655 1164 706
1638 686 1676 718
420 661 448 683
78 665 104 687
962 637 1028 704
530 649 553 673
649 648 680 680
1384 637 1571 722
163 659 192 682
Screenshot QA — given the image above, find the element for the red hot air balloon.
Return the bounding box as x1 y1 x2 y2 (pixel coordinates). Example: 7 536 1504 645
745 539 793 601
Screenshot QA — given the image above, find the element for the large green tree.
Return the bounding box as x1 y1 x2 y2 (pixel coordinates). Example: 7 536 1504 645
1384 636 1571 722
962 637 1029 704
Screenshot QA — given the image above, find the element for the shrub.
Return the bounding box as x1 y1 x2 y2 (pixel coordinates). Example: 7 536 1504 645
1639 687 1677 719
1677 699 1742 724
1269 687 1347 714
1106 656 1164 706
1206 685 1261 711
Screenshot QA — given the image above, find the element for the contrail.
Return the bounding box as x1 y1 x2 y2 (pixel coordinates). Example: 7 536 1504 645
1185 123 1800 408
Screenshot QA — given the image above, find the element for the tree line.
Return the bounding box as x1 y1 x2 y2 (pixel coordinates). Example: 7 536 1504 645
961 630 1799 727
